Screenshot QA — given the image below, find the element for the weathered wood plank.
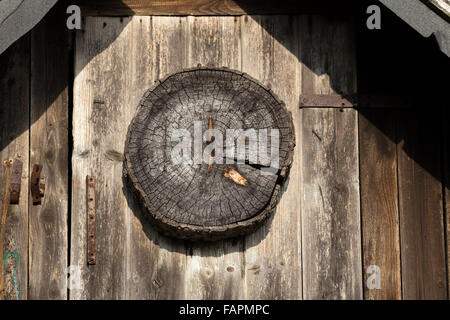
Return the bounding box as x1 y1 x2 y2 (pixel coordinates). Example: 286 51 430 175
359 109 401 300
72 17 133 299
300 15 357 96
184 16 244 300
0 36 29 301
78 0 350 16
397 105 447 300
29 6 70 300
300 108 361 300
299 15 362 300
72 16 190 300
445 105 450 299
124 16 188 300
241 15 302 299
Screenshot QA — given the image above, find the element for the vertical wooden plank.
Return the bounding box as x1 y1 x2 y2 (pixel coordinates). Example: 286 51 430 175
300 16 357 96
29 7 69 300
445 105 450 300
397 106 447 300
241 15 302 299
299 15 362 300
0 36 29 301
184 16 244 300
72 17 132 299
359 109 401 299
124 16 189 300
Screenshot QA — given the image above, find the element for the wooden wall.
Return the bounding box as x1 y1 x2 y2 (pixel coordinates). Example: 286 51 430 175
0 5 70 299
0 3 448 300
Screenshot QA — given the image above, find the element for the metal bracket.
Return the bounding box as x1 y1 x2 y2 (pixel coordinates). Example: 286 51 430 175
9 160 23 205
86 176 96 265
299 94 357 108
31 164 44 205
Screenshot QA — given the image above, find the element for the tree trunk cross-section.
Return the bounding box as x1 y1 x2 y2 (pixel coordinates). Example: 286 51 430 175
125 67 295 241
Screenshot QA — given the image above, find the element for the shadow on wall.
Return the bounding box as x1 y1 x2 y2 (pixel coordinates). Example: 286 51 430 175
0 0 448 256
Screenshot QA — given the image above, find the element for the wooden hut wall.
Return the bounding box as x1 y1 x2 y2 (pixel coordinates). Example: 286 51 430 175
0 1 448 299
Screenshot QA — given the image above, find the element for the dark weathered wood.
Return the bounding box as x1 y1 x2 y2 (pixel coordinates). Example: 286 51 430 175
397 106 447 300
29 5 70 299
9 160 23 205
359 109 401 300
78 0 352 16
125 67 294 240
299 94 356 108
242 15 302 299
357 95 413 109
0 36 30 300
445 105 450 299
299 15 362 300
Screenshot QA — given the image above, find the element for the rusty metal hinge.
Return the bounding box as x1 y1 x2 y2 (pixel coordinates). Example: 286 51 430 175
86 176 96 265
9 160 23 205
299 94 357 108
31 164 45 205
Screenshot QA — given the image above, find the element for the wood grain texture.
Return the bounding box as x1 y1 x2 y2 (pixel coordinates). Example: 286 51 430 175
241 15 302 299
184 16 244 300
397 106 447 300
29 7 69 300
125 16 187 300
78 0 350 16
0 36 29 301
300 108 361 300
299 15 362 300
125 68 293 238
72 16 189 300
359 109 401 300
300 15 357 96
72 17 133 299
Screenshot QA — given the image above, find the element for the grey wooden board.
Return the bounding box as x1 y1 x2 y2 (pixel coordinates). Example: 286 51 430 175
445 105 450 299
241 15 302 300
126 16 187 300
299 16 362 300
28 8 69 300
184 16 244 300
72 17 133 299
72 16 190 300
0 35 29 300
300 108 362 300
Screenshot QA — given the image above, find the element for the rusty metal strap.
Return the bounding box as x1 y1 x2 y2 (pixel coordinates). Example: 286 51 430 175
86 176 96 265
9 160 22 205
299 94 357 108
31 164 43 205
